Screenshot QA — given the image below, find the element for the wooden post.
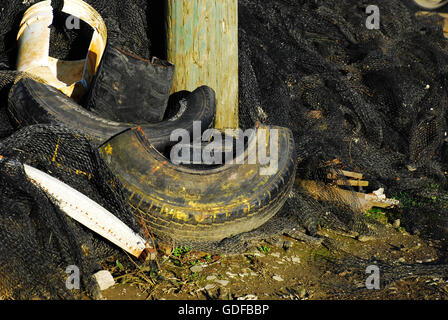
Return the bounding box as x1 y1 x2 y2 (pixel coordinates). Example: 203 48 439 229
166 0 239 131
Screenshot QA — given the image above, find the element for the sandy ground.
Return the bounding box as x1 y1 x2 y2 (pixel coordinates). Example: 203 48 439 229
99 224 448 300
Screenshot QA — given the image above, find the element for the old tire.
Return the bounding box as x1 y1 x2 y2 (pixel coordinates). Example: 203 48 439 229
85 45 175 123
99 125 297 242
412 0 448 9
8 77 216 150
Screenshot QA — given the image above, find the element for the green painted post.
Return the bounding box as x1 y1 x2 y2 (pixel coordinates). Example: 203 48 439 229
166 0 239 130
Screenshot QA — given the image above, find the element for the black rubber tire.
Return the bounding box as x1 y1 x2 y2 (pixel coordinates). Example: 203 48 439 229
99 124 297 242
8 77 216 150
85 45 175 123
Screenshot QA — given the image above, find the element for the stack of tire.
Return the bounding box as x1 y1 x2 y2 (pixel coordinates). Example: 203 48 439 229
8 11 297 244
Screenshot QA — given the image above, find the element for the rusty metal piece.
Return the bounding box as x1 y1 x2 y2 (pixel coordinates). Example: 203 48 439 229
16 0 107 101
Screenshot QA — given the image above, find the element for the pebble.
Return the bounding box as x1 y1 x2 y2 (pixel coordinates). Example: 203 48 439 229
190 265 203 273
237 294 258 300
93 270 115 291
271 252 280 258
203 284 216 291
291 256 301 264
272 275 284 282
226 272 237 278
393 219 401 229
215 280 229 286
206 275 217 281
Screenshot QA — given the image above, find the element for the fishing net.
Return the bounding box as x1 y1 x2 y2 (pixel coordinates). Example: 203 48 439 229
0 0 154 299
1 0 448 298
0 124 142 299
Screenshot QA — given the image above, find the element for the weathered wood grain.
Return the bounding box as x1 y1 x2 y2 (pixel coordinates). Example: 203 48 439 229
166 0 239 130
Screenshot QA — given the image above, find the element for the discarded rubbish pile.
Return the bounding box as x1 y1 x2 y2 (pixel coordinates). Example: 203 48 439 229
8 0 298 247
0 0 448 299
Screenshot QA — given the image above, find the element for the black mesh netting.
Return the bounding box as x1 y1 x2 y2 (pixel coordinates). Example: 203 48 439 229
0 124 144 299
1 0 448 298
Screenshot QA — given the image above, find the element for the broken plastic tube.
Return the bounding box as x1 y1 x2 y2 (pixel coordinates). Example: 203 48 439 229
16 0 107 100
23 164 150 258
413 0 448 9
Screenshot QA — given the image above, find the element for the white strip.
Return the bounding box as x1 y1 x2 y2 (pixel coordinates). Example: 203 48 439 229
23 164 149 258
16 1 52 72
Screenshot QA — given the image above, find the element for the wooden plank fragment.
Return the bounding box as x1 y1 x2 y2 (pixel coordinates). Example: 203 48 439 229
333 179 369 187
327 169 364 180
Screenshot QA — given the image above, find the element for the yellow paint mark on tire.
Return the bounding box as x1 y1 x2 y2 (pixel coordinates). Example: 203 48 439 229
104 144 113 155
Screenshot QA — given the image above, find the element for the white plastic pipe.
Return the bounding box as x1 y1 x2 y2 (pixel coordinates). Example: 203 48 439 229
16 1 53 72
23 164 150 258
16 0 107 100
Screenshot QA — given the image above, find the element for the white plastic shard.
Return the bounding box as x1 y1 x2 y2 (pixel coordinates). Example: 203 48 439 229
16 0 107 101
23 164 150 258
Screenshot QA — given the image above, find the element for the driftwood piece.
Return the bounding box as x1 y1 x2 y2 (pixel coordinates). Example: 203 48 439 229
296 179 399 212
